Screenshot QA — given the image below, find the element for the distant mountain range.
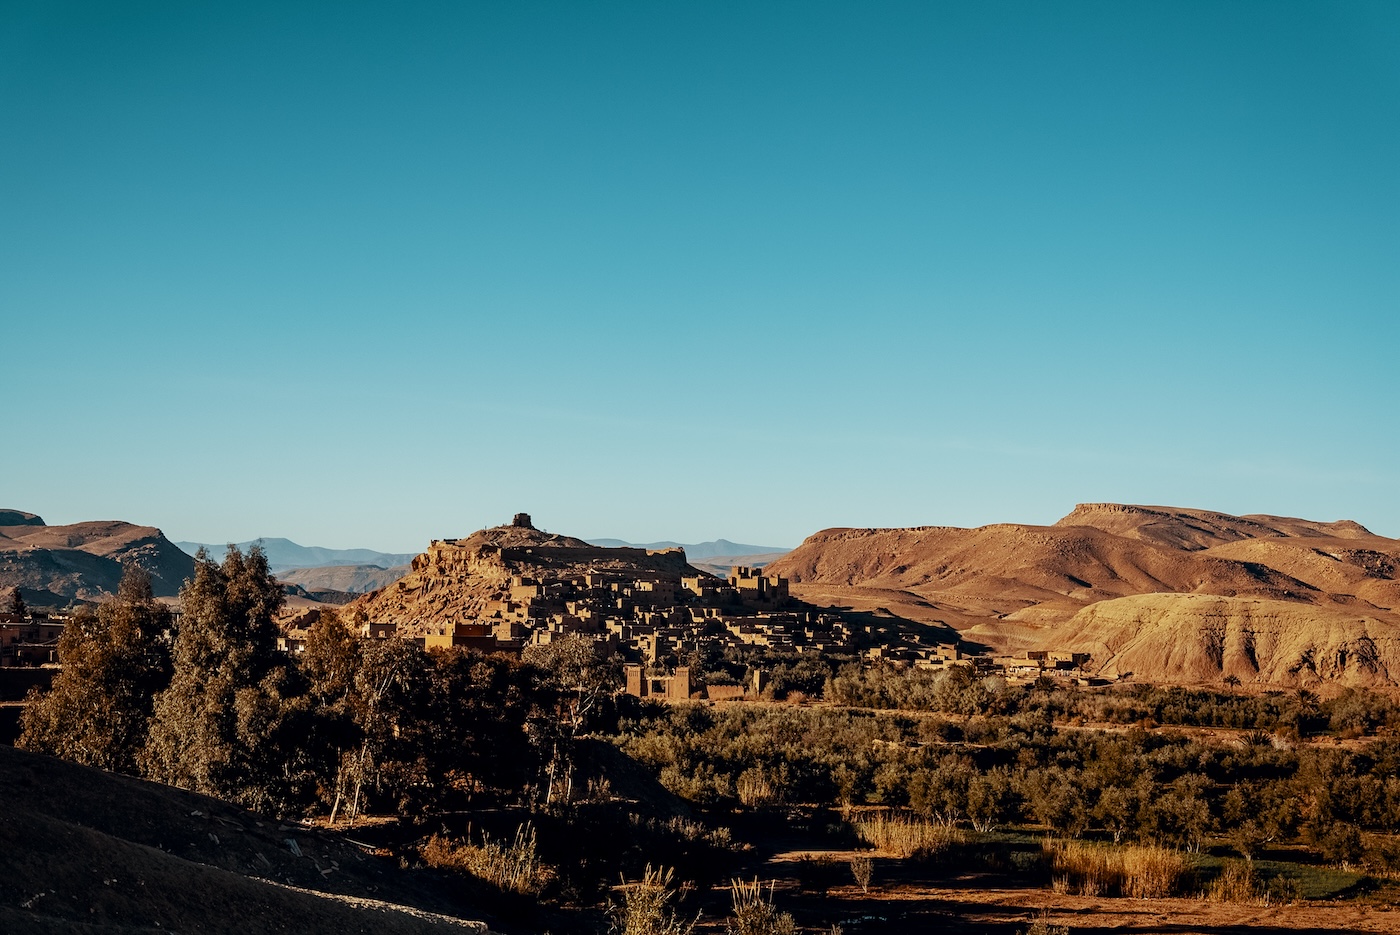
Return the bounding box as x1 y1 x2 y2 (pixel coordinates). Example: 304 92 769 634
585 538 792 577
174 538 417 573
277 563 409 597
586 538 791 560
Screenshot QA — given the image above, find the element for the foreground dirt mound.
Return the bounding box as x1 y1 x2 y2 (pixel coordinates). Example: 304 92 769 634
766 504 1400 686
0 513 196 604
349 524 704 636
0 745 493 933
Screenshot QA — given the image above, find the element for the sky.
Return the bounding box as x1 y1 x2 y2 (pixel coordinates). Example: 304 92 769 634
2 1 1397 552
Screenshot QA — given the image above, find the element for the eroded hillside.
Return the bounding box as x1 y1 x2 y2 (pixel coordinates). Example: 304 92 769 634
766 504 1400 688
0 511 195 604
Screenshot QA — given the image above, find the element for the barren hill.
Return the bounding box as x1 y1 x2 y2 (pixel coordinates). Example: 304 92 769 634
0 511 195 605
1046 593 1400 687
1054 502 1374 551
0 744 492 933
348 522 705 636
765 504 1400 688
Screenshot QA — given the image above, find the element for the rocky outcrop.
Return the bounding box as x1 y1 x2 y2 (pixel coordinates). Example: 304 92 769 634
348 524 702 635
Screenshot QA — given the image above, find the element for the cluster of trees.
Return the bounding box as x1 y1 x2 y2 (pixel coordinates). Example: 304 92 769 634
19 547 618 819
680 649 1400 742
618 701 1400 865
819 660 1400 739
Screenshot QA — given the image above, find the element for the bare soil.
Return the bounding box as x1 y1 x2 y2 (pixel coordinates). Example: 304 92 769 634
0 745 499 934
682 844 1400 934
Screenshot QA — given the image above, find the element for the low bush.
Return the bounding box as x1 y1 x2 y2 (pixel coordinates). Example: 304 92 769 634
1207 859 1298 905
849 855 873 893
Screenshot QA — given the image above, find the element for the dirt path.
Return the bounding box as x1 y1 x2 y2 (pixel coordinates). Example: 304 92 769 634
711 847 1400 934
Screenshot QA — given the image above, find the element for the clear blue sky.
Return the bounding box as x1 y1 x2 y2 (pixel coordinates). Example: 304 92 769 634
3 1 1397 551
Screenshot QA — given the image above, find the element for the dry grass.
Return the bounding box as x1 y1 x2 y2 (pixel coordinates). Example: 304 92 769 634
727 878 796 935
611 865 696 935
1023 919 1071 935
737 769 776 807
1208 860 1266 904
1207 859 1298 906
850 813 966 859
420 823 552 896
1043 839 1192 898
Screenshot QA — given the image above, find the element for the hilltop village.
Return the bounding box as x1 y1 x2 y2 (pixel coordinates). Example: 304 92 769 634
281 514 1094 697
1 514 1097 699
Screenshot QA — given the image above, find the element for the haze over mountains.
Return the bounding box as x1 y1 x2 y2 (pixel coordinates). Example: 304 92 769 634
586 538 790 559
172 537 419 597
174 538 416 573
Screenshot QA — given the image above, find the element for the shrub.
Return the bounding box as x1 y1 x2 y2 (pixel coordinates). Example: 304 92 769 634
849 855 872 893
1207 859 1297 905
726 878 796 935
1024 919 1071 935
1208 860 1264 904
737 768 776 807
420 823 552 895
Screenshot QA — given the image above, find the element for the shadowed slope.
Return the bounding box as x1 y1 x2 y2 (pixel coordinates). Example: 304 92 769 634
0 745 492 933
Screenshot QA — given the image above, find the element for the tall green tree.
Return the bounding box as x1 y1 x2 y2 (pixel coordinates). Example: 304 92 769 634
342 636 433 820
523 635 620 803
18 565 172 772
298 608 365 819
141 545 288 809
